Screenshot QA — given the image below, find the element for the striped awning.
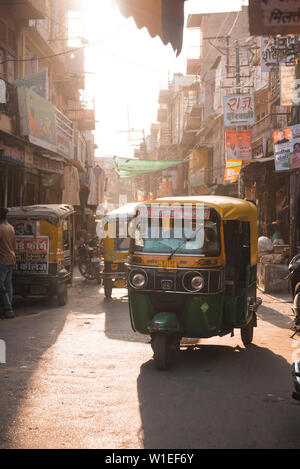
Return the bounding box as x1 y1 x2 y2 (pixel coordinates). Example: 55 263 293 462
115 0 186 55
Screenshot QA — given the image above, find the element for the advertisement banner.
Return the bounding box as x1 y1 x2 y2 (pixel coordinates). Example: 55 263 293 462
280 63 300 106
249 0 300 36
223 94 255 127
225 131 252 160
14 236 49 274
18 86 57 152
224 159 242 183
273 125 300 170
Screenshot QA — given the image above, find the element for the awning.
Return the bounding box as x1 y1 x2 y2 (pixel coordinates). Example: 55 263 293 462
115 0 186 55
114 155 189 178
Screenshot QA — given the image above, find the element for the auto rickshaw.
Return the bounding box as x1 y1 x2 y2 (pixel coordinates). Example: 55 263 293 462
100 203 140 298
8 204 75 306
127 196 261 370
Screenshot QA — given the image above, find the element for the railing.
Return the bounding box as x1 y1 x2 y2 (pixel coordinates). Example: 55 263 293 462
55 107 74 160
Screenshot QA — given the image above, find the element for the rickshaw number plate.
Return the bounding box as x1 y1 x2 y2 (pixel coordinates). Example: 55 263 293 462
158 260 177 271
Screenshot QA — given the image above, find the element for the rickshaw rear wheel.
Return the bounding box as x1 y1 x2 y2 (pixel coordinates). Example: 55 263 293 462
151 333 172 371
241 318 254 347
57 284 68 306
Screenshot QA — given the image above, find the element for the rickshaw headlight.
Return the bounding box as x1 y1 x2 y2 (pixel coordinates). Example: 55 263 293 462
190 274 205 291
131 272 146 288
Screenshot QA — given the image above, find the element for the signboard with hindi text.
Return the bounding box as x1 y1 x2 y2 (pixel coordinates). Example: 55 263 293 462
261 36 300 72
223 94 255 127
249 0 300 36
14 236 49 274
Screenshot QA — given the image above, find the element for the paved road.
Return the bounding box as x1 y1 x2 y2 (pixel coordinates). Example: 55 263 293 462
0 272 300 449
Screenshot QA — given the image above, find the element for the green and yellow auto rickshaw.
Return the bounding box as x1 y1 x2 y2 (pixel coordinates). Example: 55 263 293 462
8 204 75 306
127 196 261 370
100 203 140 298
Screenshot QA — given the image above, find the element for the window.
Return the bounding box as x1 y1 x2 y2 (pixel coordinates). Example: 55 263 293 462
0 21 17 82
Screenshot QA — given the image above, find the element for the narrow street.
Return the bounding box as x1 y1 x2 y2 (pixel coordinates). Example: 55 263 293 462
0 271 299 449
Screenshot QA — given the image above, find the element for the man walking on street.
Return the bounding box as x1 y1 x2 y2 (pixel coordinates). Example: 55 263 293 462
0 208 16 318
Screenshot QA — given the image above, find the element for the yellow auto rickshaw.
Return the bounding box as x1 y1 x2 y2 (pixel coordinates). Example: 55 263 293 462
127 196 261 370
100 203 140 298
8 204 75 306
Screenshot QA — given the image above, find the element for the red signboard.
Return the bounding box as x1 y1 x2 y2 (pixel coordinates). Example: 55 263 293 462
14 236 49 274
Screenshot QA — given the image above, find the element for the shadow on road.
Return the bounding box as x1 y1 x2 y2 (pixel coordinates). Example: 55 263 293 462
258 303 294 331
102 288 149 344
137 343 300 449
0 296 69 448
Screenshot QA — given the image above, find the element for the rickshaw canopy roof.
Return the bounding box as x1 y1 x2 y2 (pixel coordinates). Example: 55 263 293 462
7 204 75 225
106 203 141 221
153 196 257 224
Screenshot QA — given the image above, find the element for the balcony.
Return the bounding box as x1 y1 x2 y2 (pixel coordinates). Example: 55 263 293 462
0 0 46 19
66 107 96 131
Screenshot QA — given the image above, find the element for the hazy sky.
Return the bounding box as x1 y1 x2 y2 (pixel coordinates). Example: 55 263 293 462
79 0 247 158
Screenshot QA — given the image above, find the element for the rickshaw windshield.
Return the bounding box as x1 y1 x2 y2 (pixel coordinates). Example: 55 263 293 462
133 207 221 256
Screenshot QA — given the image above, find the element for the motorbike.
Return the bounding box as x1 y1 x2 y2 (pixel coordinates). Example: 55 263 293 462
287 254 300 401
77 236 102 284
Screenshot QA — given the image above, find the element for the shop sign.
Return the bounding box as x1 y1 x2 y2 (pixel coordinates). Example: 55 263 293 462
249 0 300 36
261 36 300 72
223 94 255 127
280 63 300 106
225 130 252 160
14 236 49 274
18 86 57 153
0 140 25 165
224 159 242 183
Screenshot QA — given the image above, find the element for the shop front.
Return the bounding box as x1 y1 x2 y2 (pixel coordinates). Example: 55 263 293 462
0 134 25 207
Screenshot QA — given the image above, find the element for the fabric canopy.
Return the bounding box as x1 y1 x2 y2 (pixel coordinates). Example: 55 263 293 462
115 0 186 56
114 156 188 178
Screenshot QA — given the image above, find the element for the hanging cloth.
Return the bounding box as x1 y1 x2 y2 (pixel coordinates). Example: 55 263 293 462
62 165 80 205
88 166 106 205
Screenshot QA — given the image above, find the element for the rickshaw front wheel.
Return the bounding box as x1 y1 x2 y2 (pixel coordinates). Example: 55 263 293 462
151 333 173 371
241 319 254 347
